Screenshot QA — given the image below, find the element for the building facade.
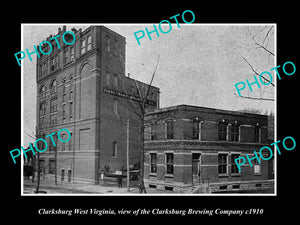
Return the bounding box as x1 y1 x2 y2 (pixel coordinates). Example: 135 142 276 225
36 26 159 184
144 105 274 193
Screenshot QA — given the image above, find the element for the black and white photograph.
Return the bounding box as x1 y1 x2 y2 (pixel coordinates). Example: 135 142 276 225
3 5 298 221
21 23 276 195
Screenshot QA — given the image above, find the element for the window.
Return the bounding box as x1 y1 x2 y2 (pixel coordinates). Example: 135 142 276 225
62 104 66 120
192 120 201 140
50 114 57 126
39 159 45 174
49 159 55 174
105 35 110 52
254 157 261 174
87 35 92 51
80 39 86 55
254 125 260 143
218 154 228 174
62 94 66 103
61 133 66 151
69 91 73 101
112 141 117 157
41 62 47 76
166 120 174 139
39 101 46 116
192 153 201 175
68 132 73 151
69 75 74 89
39 117 45 128
150 153 157 173
50 55 59 71
40 85 46 98
230 123 240 142
63 49 69 64
233 184 240 189
150 124 157 140
113 100 118 117
231 154 240 174
50 79 57 93
165 186 173 191
69 102 73 118
113 74 118 89
106 72 110 86
218 122 227 141
62 79 66 93
166 153 174 175
70 46 74 60
50 97 57 113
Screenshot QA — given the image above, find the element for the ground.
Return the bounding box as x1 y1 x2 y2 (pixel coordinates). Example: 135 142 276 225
23 176 274 195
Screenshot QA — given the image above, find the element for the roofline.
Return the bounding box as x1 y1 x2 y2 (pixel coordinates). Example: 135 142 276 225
146 104 268 118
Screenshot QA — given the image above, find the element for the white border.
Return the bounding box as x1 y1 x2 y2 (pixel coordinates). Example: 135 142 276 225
21 23 277 196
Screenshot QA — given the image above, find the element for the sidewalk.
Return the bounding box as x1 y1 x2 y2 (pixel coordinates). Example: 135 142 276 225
23 176 139 195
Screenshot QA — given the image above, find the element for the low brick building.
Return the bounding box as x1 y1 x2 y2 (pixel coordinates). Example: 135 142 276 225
144 105 274 193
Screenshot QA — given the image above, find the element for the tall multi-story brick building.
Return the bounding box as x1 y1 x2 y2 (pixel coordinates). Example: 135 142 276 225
144 105 274 193
36 25 159 184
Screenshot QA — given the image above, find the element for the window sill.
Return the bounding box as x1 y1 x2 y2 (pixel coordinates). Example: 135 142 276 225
254 173 262 176
231 173 241 177
149 173 157 177
218 174 229 178
164 174 174 178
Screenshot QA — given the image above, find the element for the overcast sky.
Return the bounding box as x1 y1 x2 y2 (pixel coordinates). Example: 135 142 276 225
22 24 275 145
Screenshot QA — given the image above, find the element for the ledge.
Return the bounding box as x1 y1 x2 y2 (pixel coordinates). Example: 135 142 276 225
145 140 268 149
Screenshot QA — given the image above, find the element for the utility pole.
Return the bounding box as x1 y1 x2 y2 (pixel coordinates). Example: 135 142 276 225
126 119 130 192
54 143 57 185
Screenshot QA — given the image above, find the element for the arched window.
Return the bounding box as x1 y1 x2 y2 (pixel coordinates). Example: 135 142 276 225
51 79 57 93
40 85 46 97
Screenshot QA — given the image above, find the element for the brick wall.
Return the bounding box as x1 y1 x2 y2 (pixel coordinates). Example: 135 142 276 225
144 105 271 192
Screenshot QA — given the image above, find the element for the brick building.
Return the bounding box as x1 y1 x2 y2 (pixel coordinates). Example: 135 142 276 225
143 105 274 193
36 25 159 184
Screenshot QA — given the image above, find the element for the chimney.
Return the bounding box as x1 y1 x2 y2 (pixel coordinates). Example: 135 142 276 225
127 73 130 78
58 27 61 33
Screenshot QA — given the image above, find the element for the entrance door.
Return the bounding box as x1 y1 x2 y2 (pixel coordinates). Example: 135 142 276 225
192 153 201 185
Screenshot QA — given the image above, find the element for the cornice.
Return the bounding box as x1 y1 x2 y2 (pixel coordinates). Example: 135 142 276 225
145 140 267 149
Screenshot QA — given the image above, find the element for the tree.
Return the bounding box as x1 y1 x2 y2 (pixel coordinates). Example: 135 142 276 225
108 47 161 193
123 57 160 193
236 26 275 102
25 131 42 193
26 131 55 193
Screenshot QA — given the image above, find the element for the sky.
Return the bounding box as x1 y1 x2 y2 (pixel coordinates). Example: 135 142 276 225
22 23 275 145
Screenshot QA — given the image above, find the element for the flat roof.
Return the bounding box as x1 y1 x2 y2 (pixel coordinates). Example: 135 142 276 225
146 104 267 118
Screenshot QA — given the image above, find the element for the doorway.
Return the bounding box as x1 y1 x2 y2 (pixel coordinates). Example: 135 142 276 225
192 153 201 185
